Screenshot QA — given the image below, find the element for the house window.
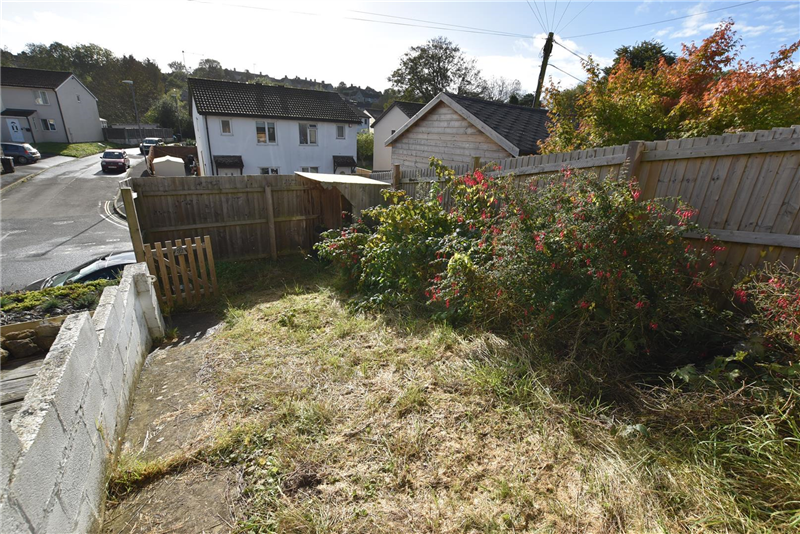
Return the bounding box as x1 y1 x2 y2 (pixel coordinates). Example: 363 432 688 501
260 167 280 174
33 90 49 105
256 121 277 144
41 119 56 131
336 125 345 139
221 119 232 135
299 123 317 145
300 166 319 173
76 94 81 102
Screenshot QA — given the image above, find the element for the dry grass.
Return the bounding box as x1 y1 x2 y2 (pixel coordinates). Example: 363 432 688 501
107 258 800 533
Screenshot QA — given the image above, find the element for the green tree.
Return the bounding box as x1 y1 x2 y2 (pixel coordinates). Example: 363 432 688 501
357 131 374 167
388 37 484 102
192 58 224 79
606 40 677 75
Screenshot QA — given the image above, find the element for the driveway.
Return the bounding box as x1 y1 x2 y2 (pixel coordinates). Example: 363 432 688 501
0 154 74 190
0 153 145 291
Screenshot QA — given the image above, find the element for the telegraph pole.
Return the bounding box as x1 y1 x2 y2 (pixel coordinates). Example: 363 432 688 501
533 32 554 108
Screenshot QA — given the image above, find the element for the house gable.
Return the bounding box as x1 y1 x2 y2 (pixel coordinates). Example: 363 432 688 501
388 101 512 169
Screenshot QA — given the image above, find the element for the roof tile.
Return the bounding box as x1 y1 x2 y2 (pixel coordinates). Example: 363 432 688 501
0 67 73 89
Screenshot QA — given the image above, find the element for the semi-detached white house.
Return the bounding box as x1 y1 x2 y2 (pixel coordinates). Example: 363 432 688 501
189 78 362 176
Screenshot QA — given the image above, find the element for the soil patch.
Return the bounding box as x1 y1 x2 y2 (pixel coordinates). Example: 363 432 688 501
102 465 240 533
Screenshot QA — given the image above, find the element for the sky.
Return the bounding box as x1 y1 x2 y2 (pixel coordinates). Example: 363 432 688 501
1 0 798 94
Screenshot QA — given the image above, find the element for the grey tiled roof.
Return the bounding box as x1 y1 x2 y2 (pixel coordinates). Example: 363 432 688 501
213 155 244 168
1 67 72 89
445 93 549 155
371 100 426 127
189 78 363 123
333 155 356 168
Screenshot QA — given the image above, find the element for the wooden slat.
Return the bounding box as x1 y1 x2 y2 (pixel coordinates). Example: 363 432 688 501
205 236 219 296
138 186 315 196
164 241 183 306
154 242 172 307
642 137 800 161
185 238 202 302
175 239 192 305
194 236 209 296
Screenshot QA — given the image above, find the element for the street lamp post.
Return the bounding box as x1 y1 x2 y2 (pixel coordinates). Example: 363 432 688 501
174 92 183 140
121 80 143 146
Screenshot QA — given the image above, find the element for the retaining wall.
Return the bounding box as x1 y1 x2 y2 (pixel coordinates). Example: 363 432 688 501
0 263 165 533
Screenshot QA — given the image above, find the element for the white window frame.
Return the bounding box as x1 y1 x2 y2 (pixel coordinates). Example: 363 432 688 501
33 90 50 105
41 119 56 131
220 119 233 136
300 166 319 173
336 124 346 139
299 123 317 145
256 121 277 145
260 167 280 175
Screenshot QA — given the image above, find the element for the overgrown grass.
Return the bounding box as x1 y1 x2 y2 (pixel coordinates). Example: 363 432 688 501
32 142 126 158
108 257 800 532
1 279 116 313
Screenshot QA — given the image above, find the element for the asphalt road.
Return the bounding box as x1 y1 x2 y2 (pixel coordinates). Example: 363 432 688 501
0 153 145 291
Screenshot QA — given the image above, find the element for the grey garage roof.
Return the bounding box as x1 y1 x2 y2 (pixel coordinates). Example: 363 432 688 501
371 100 426 128
188 78 363 124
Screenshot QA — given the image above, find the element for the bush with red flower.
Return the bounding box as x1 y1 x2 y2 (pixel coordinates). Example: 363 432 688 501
318 159 732 362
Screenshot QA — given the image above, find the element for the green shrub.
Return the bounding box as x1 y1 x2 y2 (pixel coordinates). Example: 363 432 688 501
318 161 731 363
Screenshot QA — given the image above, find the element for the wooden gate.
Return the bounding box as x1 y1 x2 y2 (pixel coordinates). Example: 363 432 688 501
142 235 218 307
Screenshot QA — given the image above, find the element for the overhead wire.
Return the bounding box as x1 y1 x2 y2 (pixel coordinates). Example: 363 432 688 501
553 40 588 62
557 0 593 34
554 0 573 34
188 0 533 39
526 0 548 34
564 0 760 38
549 63 587 83
542 0 549 31
349 9 531 38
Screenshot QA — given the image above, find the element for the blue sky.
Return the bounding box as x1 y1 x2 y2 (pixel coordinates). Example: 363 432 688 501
1 1 798 93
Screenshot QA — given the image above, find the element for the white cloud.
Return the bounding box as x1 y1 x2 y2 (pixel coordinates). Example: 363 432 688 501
671 3 714 38
783 3 799 10
636 0 655 15
654 27 673 37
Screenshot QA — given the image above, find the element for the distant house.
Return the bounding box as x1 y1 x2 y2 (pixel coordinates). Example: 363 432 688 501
385 93 549 170
189 78 363 176
371 100 426 171
0 66 103 144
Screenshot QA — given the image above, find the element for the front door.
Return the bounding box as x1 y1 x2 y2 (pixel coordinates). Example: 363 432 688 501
6 119 24 142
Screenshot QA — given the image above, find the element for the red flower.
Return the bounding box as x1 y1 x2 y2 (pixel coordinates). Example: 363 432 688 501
734 289 747 303
636 301 647 309
649 322 658 330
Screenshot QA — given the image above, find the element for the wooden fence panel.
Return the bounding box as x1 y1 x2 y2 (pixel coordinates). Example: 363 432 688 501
393 126 800 279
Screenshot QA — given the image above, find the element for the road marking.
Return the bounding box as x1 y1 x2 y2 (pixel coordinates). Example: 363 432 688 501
52 220 75 225
0 230 25 242
106 238 121 242
101 200 128 229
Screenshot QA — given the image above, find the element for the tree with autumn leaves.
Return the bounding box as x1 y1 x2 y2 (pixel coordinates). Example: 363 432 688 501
540 21 800 153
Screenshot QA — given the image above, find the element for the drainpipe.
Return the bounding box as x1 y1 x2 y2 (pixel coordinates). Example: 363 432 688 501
204 114 215 175
25 116 37 144
53 89 70 143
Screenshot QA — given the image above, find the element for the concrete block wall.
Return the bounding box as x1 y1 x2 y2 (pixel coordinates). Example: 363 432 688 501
0 264 165 533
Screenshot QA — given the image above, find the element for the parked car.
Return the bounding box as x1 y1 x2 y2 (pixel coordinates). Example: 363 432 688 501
24 251 137 290
140 137 165 156
1 142 41 164
100 150 130 174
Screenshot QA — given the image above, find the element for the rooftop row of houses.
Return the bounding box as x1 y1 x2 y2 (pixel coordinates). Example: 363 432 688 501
186 77 550 177
0 65 550 177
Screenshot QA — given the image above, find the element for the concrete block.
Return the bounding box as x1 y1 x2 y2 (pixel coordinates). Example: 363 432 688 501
91 286 119 337
75 496 100 534
9 407 65 531
44 495 74 533
81 367 105 430
0 498 33 533
80 439 107 521
58 422 93 521
99 381 119 446
1 418 22 488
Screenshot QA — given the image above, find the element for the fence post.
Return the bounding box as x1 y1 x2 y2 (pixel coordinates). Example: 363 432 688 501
120 187 146 263
623 141 645 182
392 164 401 190
264 185 278 261
471 156 481 172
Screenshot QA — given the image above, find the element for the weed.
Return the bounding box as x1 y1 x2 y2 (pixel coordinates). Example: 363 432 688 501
39 297 66 312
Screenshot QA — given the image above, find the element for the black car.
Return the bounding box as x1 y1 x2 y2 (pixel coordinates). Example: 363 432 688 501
24 251 137 290
1 142 41 164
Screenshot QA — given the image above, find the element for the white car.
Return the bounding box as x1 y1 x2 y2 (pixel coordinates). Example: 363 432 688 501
139 137 165 156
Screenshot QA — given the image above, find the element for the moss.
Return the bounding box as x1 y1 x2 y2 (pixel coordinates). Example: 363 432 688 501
1 279 116 313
